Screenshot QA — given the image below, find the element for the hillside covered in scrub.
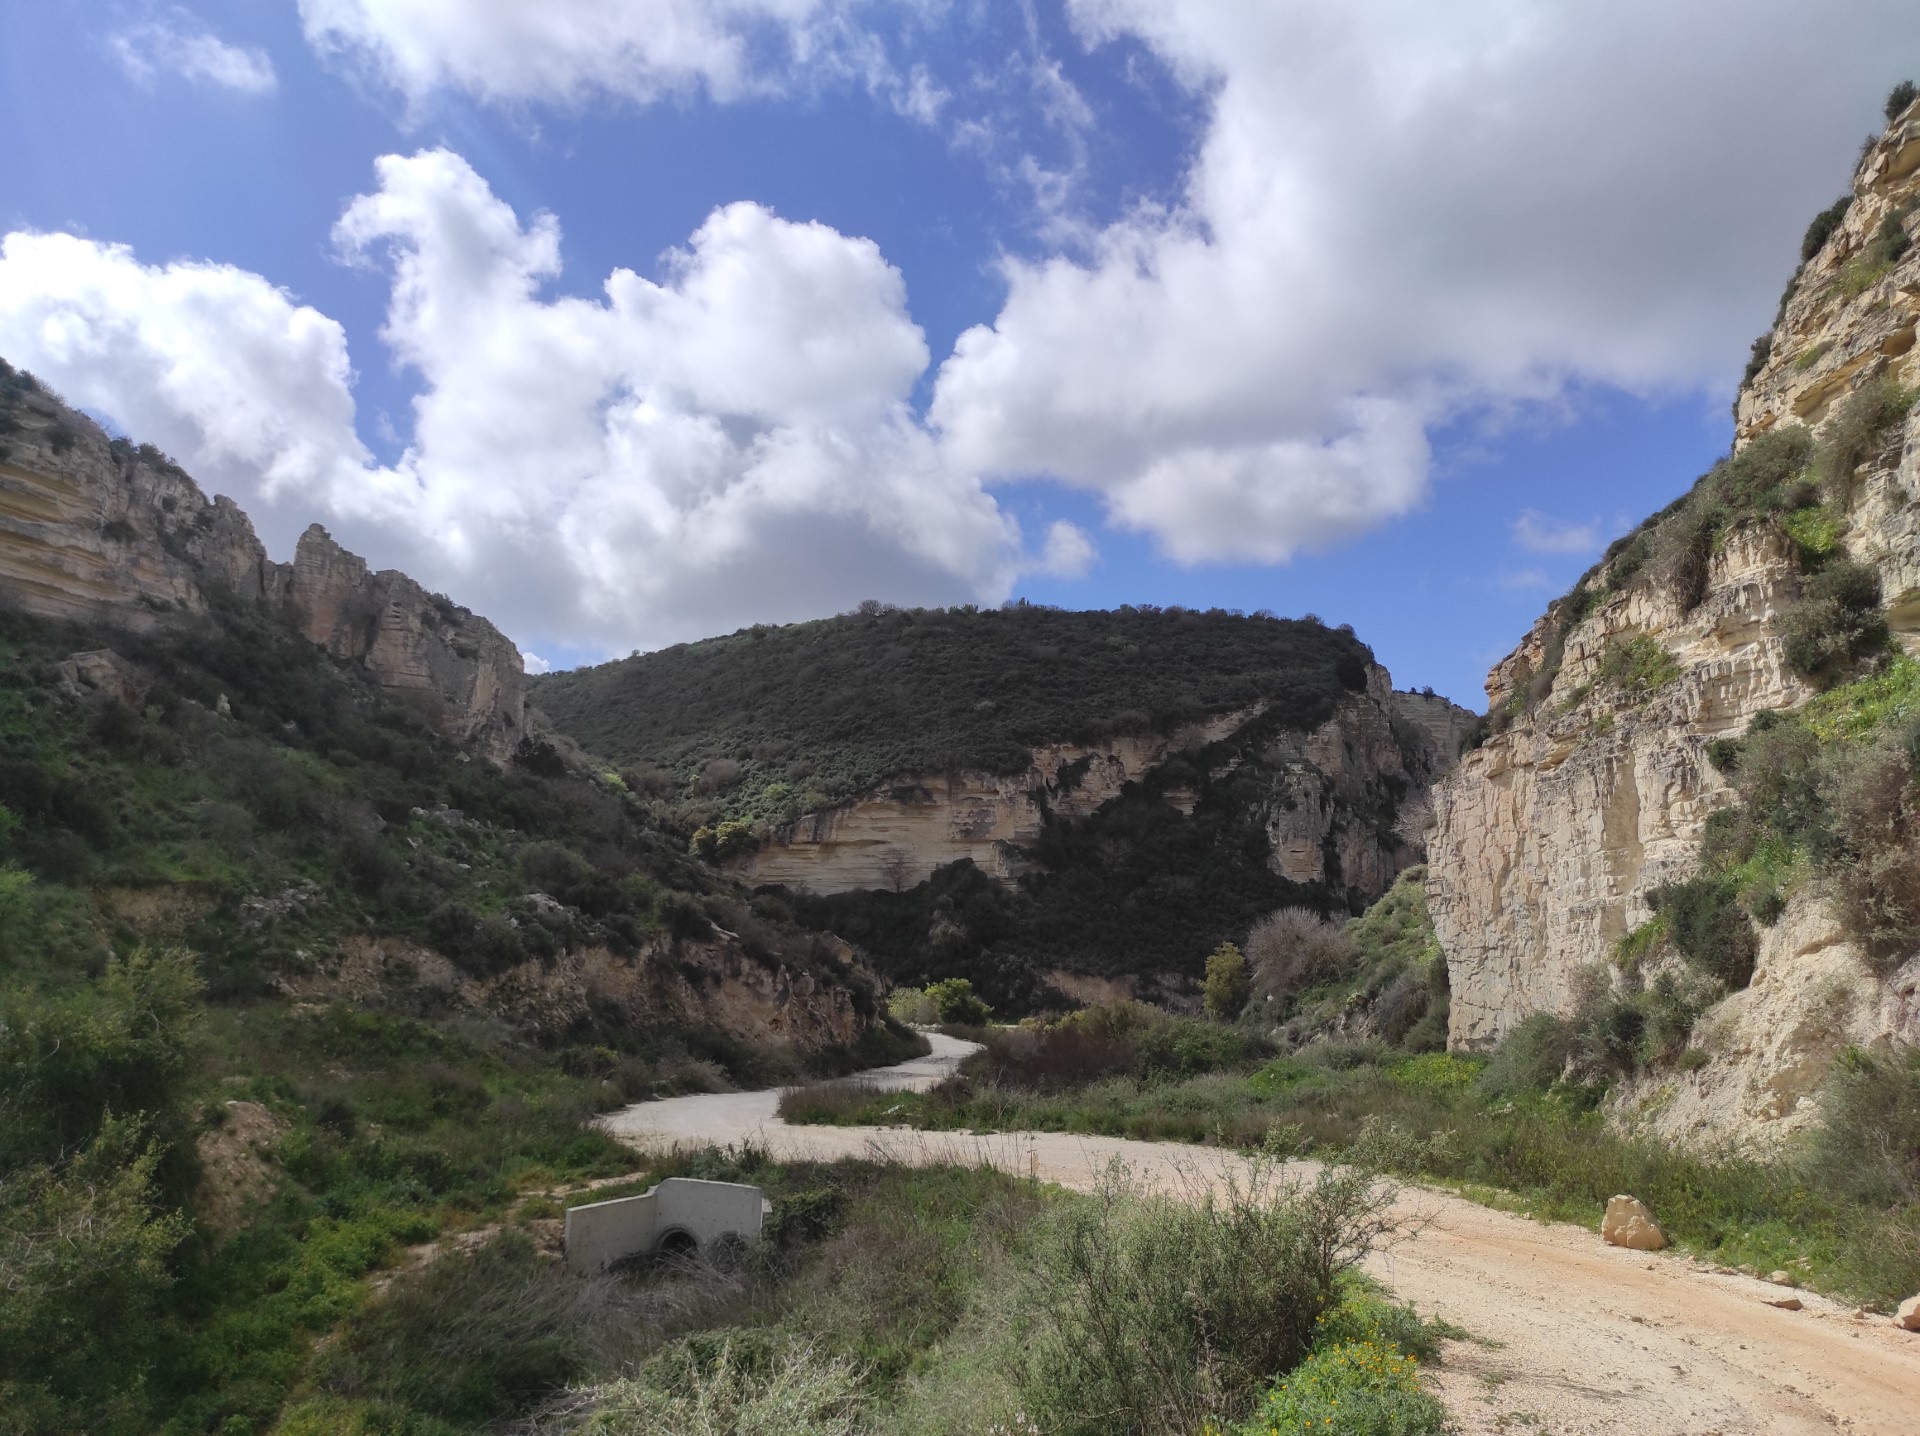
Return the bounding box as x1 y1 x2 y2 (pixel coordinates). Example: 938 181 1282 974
532 601 1388 821
535 605 1472 1010
0 367 920 1432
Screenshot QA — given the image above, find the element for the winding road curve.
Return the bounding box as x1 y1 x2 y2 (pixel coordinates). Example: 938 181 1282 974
601 1033 1920 1435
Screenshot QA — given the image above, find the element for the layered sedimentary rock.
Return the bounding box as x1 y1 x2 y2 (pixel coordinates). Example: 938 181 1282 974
0 378 524 760
734 712 1251 891
275 931 875 1051
738 665 1471 902
1431 526 1816 1046
1427 98 1920 1144
284 524 525 759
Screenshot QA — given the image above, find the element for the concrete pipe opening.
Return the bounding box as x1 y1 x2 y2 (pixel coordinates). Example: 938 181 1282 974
655 1227 700 1263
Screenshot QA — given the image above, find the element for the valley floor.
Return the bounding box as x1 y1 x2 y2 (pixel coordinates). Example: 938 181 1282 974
603 1034 1920 1436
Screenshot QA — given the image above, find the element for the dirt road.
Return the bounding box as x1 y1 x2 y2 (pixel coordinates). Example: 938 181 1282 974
600 1034 1920 1435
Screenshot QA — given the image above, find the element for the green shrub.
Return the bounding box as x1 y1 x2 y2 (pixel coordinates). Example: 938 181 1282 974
1478 1013 1575 1096
924 977 990 1025
1013 1156 1403 1436
1800 196 1852 263
0 1116 189 1433
1816 376 1917 502
0 945 203 1166
1781 560 1887 681
1830 736 1920 966
1597 634 1680 701
1654 877 1757 988
1808 1044 1920 1206
886 985 939 1025
316 1232 642 1427
1780 503 1840 563
1714 426 1816 512
1230 1338 1448 1436
1649 498 1723 612
1203 940 1251 1018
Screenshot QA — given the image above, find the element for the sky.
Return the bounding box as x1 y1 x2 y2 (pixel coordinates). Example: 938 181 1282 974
0 3 1915 708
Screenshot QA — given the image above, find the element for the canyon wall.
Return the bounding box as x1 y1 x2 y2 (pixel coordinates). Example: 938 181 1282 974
1427 99 1920 1144
733 711 1252 891
739 664 1470 903
0 374 525 760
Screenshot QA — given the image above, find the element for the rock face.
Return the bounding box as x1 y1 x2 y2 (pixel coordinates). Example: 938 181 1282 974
276 930 877 1053
1611 895 1920 1148
1600 1194 1669 1252
0 375 524 760
284 524 525 760
737 666 1471 902
735 711 1253 891
1427 98 1920 1146
1431 524 1815 1047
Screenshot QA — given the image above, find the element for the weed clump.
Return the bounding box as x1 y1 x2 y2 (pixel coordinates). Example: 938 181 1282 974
1597 634 1681 702
1815 375 1916 504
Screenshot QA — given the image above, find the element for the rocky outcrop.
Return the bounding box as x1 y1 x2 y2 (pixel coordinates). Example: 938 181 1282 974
284 524 525 759
1265 668 1471 891
1611 894 1920 1149
734 711 1253 891
1428 97 1920 1144
275 929 876 1052
739 665 1471 901
0 374 524 760
1432 525 1816 1047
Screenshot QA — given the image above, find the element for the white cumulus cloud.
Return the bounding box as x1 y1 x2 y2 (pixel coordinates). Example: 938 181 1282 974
1038 520 1098 578
297 0 915 108
0 151 1054 655
932 0 1916 565
111 11 278 95
0 231 365 500
1512 510 1601 556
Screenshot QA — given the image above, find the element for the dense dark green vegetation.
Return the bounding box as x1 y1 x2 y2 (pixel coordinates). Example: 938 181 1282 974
531 556 1447 1015
0 594 922 1434
0 597 864 996
277 1145 1447 1436
531 601 1376 825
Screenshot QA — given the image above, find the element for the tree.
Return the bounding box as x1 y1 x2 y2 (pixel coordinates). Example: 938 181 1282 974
925 977 991 1025
1203 941 1251 1019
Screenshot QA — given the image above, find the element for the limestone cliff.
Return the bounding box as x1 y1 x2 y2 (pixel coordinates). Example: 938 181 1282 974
740 665 1467 906
1427 97 1920 1145
0 369 525 760
735 711 1253 891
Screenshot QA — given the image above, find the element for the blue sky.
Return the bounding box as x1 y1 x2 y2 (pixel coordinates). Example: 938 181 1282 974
1 3 1913 707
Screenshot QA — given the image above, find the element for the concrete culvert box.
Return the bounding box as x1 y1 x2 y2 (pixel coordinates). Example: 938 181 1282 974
563 1177 769 1271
